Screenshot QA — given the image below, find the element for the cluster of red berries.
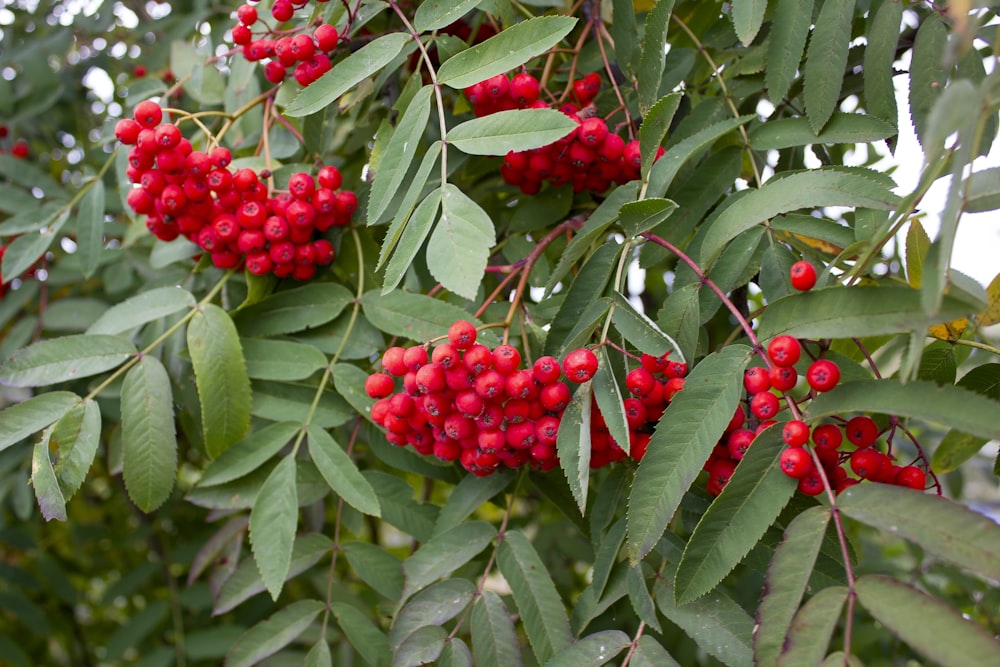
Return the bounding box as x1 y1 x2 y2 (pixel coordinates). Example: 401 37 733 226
364 320 606 477
116 100 356 279
230 1 340 86
463 72 658 195
617 353 690 463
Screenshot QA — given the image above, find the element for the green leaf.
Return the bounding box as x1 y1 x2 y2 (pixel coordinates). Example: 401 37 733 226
806 378 1000 444
284 33 411 116
197 422 299 487
757 286 972 341
618 199 677 238
1 206 69 280
214 533 331 614
646 115 755 198
447 109 576 155
426 184 495 300
612 291 684 361
965 166 1000 212
497 530 573 663
31 427 66 521
854 574 1000 666
627 345 751 562
908 16 948 149
749 113 897 150
375 142 440 275
0 334 134 388
121 356 177 513
863 0 902 123
471 591 523 667
637 0 677 111
251 380 352 428
361 289 481 342
674 427 796 604
225 599 326 667
394 625 446 667
656 284 700 364
627 565 663 634
754 506 831 667
86 286 195 335
701 169 899 266
434 471 513 536
556 379 593 514
368 85 433 225
188 304 251 459
413 0 484 32
307 425 380 516
328 602 392 667
837 483 1000 581
76 179 105 279
50 398 100 499
437 16 577 88
917 341 956 385
391 579 475 649
593 349 630 458
341 541 404 601
305 640 332 667
249 455 298 601
803 0 855 133
383 188 441 294
629 636 681 667
105 600 170 662
240 338 327 381
766 0 814 102
610 0 638 75
233 283 353 336
932 430 988 474
731 0 767 46
331 363 377 425
543 630 630 667
654 563 755 667
776 586 847 666
439 638 473 667
905 218 931 288
401 521 495 602
0 391 78 452
639 93 682 179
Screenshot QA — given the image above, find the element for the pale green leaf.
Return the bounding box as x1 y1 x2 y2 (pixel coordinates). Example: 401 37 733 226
86 286 195 335
31 427 66 521
1 206 69 280
556 379 593 514
188 304 251 459
447 109 576 155
439 638 473 667
908 16 948 149
76 179 105 279
401 520 495 601
471 591 523 667
391 579 475 650
656 284 700 364
0 334 134 387
543 630 630 667
251 380 352 428
341 541 404 601
197 421 300 487
394 625 446 667
305 640 332 667
285 33 411 116
368 85 433 225
361 291 482 343
50 398 100 499
383 189 440 294
906 218 931 288
426 184 495 300
249 456 298 601
626 565 662 634
374 142 440 276
863 0 902 123
233 283 353 336
225 599 325 667
0 391 78 452
776 586 847 666
121 356 176 513
437 17 577 89
593 349 630 458
748 113 897 150
307 425 380 516
627 345 752 562
612 291 684 361
766 0 815 103
803 0 855 133
240 338 327 381
965 166 1000 212
731 0 768 46
639 93 681 179
331 363 377 424
413 0 484 32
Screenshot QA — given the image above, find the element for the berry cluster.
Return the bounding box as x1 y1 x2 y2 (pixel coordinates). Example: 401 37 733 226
618 353 690 463
365 321 608 477
464 72 659 195
230 1 340 86
116 100 356 279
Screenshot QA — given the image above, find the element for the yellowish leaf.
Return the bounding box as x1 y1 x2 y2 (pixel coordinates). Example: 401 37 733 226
976 272 1000 326
906 219 931 288
928 318 968 342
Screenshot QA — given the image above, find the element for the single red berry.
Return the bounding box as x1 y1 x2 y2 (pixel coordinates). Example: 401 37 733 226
578 117 609 147
314 24 339 52
492 345 521 374
726 428 755 460
845 415 879 448
790 261 817 291
365 373 394 399
743 367 771 394
264 61 287 83
767 335 802 367
563 348 598 383
540 382 571 412
782 420 810 447
463 344 492 374
236 4 258 24
448 320 477 349
706 458 737 496
532 356 562 384
663 377 685 401
806 359 840 392
630 432 651 461
750 391 781 420
510 73 540 106
115 118 142 144
626 368 657 398
232 23 253 45
134 100 163 128
381 346 407 376
271 0 294 22
812 423 843 449
849 448 883 480
769 365 798 392
780 447 814 479
797 472 825 496
894 465 927 490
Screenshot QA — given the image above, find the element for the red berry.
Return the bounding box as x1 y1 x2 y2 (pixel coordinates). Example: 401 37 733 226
540 382 571 412
782 420 810 447
750 391 781 420
797 472 825 496
115 118 142 144
743 367 771 394
382 346 407 376
706 459 737 496
806 359 840 392
365 373 394 399
492 345 521 374
625 368 657 398
271 0 294 22
510 73 540 106
845 415 879 448
894 465 927 490
726 429 755 460
577 117 609 147
812 423 843 449
315 24 339 52
134 100 163 128
563 348 598 383
849 448 883 480
790 261 817 291
232 23 253 45
767 335 801 367
769 365 798 392
532 356 562 384
780 447 813 479
236 4 258 25
448 320 477 349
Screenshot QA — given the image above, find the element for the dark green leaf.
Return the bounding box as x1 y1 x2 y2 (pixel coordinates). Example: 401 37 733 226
285 33 411 116
497 530 573 663
777 586 847 666
233 283 353 336
1 206 69 280
656 284 700 364
638 93 681 178
341 541 404 601
50 397 100 499
917 341 956 385
855 574 1000 666
105 600 169 661
0 334 134 387
731 0 767 46
757 287 972 341
434 471 512 536
225 599 325 667
627 345 752 562
86 286 195 336
427 184 496 300
394 625 446 667
329 602 391 667
383 188 441 294
838 483 1000 581
0 391 78 452
305 640 332 667
766 0 815 102
368 85 433 225
249 456 298 601
361 290 481 342
307 425 380 516
619 199 677 238
391 579 475 650
556 380 593 514
31 427 66 521
121 356 176 513
803 0 855 133
626 565 662 634
593 349 630 458
413 0 484 32
754 506 831 667
375 142 440 276
251 380 352 428
863 0 902 123
544 630 630 667
437 17 577 88
76 179 105 279
197 421 299 487
749 113 897 149
447 109 576 155
932 430 988 474
612 291 683 361
646 115 755 198
637 0 677 111
471 591 523 667
240 338 327 381
629 636 681 667
674 427 796 604
188 304 251 459
908 16 948 149
402 520 495 601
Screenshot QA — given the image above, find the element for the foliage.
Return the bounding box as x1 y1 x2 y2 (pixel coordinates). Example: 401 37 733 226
1 1 1000 665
